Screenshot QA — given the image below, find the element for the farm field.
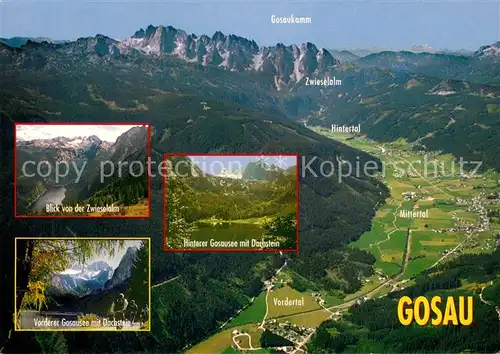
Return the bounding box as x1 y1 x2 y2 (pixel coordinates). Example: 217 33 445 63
187 324 262 354
277 309 332 328
224 293 267 328
266 286 321 318
315 128 498 282
191 130 500 353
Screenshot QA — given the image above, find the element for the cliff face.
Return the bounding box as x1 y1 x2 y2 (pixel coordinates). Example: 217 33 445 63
105 246 138 290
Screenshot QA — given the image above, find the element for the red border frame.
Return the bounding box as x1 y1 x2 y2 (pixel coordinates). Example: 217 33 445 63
14 122 152 219
162 153 299 252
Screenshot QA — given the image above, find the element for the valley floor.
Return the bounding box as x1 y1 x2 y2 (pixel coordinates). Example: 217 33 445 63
320 129 499 281
187 128 500 354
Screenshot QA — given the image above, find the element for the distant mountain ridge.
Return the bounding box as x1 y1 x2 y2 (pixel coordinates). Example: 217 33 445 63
16 126 145 181
4 27 500 174
2 23 500 354
335 46 473 57
0 34 475 59
0 36 70 48
474 41 500 59
48 246 138 297
9 26 340 90
355 49 500 85
216 168 243 179
17 135 113 162
5 26 498 92
118 25 341 89
242 161 284 181
49 261 113 297
202 160 286 181
328 49 360 63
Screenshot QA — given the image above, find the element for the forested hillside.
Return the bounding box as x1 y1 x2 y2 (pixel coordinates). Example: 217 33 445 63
166 159 296 222
0 44 387 353
1 4 500 352
308 249 500 353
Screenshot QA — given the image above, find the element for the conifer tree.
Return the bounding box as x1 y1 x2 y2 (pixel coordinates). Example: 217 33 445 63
127 241 149 309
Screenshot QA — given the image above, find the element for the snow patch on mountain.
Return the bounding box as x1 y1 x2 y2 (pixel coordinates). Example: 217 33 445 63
252 52 264 70
216 168 243 179
115 25 340 89
18 135 105 149
49 261 114 297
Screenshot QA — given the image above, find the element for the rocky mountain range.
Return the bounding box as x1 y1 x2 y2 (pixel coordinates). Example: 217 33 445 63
17 135 112 163
6 25 499 94
241 161 284 181
16 126 147 163
2 22 475 353
0 35 475 59
474 41 500 59
1 19 499 354
15 125 147 195
48 246 138 297
18 135 109 150
208 161 286 180
4 26 500 174
49 260 113 297
216 168 243 180
10 25 341 90
118 25 340 88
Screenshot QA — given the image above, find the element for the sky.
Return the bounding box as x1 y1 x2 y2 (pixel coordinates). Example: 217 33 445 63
189 155 297 176
0 1 498 50
68 240 144 270
16 124 142 143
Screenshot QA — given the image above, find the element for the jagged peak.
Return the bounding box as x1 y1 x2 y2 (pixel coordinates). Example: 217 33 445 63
125 24 336 60
474 41 500 58
135 24 186 38
303 42 318 52
0 41 13 50
132 28 146 38
477 41 500 50
317 48 335 58
71 34 117 45
212 30 226 41
198 34 211 43
143 24 157 37
87 134 102 141
11 24 343 78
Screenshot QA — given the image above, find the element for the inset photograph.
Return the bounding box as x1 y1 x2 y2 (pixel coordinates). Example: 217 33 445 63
14 123 151 218
15 237 151 331
164 154 299 252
